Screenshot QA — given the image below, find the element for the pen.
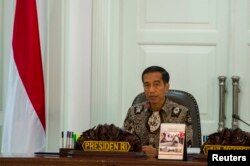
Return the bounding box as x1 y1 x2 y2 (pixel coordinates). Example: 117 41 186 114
71 132 74 148
67 131 72 148
66 131 69 148
69 132 72 148
73 133 76 148
61 131 64 148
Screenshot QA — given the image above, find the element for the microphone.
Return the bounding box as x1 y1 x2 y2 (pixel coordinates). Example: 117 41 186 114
232 114 250 127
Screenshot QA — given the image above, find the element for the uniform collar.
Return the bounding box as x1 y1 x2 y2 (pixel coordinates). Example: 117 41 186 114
143 97 169 113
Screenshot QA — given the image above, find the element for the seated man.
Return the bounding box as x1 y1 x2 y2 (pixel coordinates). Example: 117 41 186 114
123 66 193 157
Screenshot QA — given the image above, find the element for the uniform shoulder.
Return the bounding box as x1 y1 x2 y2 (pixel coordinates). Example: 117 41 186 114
128 101 149 114
166 99 188 112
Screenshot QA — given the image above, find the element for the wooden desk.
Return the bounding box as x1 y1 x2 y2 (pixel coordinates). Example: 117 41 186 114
0 153 207 166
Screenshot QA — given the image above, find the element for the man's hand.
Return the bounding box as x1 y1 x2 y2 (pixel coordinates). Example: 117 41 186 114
142 145 158 158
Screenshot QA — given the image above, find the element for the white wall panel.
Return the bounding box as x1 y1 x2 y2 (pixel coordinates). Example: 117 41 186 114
224 0 250 131
46 0 92 151
138 0 216 30
0 0 3 151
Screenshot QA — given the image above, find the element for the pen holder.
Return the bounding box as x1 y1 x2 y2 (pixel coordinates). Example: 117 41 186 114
59 148 74 157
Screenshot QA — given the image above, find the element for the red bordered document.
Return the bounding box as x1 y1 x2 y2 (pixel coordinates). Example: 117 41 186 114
158 123 186 160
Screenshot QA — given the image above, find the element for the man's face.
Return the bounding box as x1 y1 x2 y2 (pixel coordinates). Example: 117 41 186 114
143 72 169 105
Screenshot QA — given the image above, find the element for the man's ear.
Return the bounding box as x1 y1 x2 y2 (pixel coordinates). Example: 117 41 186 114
165 83 170 92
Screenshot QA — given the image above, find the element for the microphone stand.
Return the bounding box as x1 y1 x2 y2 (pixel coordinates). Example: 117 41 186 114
232 114 250 127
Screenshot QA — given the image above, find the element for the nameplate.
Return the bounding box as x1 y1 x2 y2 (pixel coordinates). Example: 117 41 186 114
203 145 250 155
82 141 131 152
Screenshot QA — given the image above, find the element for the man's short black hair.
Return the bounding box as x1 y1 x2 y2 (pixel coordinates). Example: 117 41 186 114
142 66 170 84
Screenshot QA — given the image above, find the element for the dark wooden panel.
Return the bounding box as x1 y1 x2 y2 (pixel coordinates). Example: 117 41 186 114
0 153 207 166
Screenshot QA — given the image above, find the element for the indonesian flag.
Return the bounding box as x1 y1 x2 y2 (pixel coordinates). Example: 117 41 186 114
1 0 46 153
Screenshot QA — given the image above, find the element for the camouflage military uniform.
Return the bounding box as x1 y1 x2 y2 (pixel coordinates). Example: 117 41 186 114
123 99 193 149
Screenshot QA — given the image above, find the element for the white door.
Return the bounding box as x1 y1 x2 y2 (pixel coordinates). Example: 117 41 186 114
120 0 229 136
91 0 250 136
120 0 250 134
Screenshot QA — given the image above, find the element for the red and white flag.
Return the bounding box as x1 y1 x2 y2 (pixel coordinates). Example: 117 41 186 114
2 0 46 153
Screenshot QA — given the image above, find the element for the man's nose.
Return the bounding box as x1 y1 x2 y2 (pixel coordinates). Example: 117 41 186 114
148 85 155 92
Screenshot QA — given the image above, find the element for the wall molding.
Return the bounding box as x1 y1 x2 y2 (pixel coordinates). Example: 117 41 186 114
91 0 123 126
